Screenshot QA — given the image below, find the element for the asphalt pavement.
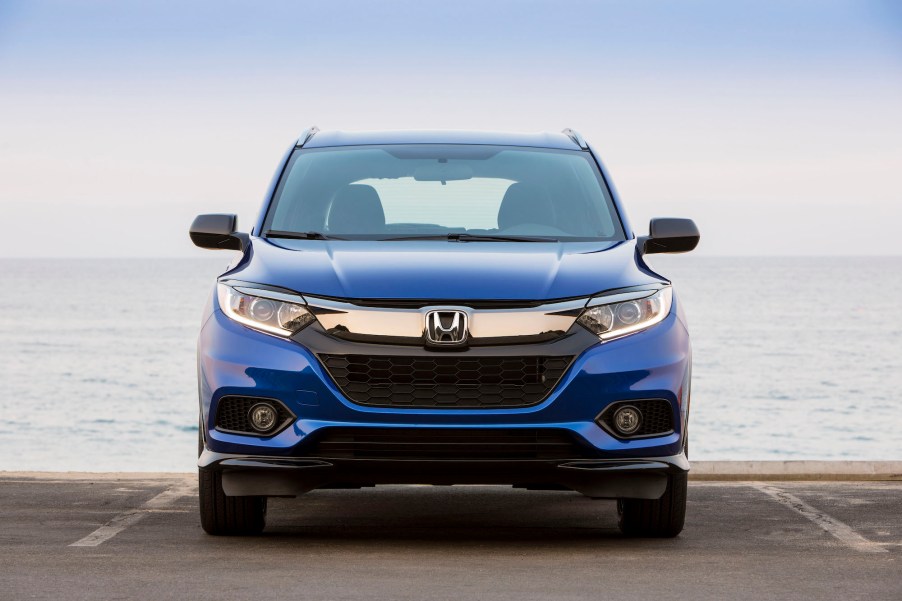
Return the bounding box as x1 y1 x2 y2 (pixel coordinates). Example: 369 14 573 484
1 473 900 600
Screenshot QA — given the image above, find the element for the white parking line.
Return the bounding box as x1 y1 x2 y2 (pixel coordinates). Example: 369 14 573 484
750 482 888 554
70 479 196 547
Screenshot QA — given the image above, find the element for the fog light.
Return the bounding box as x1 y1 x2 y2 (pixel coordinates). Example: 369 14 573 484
248 403 278 433
613 405 642 435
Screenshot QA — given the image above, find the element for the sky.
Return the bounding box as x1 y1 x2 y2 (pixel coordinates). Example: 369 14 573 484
0 0 900 257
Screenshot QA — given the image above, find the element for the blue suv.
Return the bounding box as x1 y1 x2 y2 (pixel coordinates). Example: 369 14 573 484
190 128 699 537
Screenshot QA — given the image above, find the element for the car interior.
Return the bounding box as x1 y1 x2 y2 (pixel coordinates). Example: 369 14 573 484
265 146 624 240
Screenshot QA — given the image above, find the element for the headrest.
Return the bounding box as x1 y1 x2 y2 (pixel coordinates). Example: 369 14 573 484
328 184 386 234
497 182 555 230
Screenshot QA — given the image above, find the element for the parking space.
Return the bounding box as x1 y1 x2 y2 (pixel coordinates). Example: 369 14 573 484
0 475 899 600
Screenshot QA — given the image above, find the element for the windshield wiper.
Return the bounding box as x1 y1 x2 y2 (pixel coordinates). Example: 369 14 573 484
448 233 558 242
264 230 341 240
266 231 557 242
380 233 558 242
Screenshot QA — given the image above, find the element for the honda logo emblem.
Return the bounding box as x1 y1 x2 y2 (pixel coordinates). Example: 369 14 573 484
425 310 468 345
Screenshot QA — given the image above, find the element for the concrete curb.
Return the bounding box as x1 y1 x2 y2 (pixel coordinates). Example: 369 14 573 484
689 461 902 481
3 462 902 482
0 471 194 482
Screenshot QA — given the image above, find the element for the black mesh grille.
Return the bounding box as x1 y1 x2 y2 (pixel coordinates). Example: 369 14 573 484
319 354 572 408
599 399 674 437
214 396 294 435
308 428 586 460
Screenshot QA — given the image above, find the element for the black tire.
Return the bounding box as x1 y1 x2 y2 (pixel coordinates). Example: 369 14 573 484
198 467 267 536
617 471 687 538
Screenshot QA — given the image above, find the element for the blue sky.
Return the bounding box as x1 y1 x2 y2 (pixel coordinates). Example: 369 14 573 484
0 0 900 256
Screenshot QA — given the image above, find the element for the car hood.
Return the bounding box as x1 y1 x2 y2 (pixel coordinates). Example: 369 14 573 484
224 238 665 301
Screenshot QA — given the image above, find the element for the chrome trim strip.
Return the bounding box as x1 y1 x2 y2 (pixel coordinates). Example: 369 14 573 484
232 286 306 304
585 286 667 307
304 295 588 341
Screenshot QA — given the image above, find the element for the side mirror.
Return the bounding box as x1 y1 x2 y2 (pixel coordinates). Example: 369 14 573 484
639 218 700 255
189 214 249 251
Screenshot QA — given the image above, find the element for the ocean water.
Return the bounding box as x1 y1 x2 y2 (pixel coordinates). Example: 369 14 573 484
0 257 899 472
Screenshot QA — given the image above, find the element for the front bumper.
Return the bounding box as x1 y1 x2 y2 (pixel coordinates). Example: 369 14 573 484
197 296 692 495
199 451 689 499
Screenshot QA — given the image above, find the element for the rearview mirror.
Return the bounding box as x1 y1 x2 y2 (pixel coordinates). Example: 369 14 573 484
639 218 700 255
189 214 249 251
414 163 473 182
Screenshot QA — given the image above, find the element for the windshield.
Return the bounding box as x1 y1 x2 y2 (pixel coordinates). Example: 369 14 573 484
263 145 625 241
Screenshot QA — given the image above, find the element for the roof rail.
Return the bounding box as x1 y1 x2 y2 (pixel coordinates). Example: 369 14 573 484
561 128 588 149
296 125 320 147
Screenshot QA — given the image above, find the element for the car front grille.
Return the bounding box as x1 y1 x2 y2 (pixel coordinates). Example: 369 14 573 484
307 427 586 460
318 354 572 408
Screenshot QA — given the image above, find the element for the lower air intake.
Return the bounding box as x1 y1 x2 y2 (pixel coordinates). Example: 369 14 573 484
307 428 586 460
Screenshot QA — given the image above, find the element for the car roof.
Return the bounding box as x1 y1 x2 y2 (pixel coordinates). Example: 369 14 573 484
302 129 585 150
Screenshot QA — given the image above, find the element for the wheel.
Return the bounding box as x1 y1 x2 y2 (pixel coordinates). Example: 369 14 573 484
198 467 267 535
197 413 267 535
617 471 687 538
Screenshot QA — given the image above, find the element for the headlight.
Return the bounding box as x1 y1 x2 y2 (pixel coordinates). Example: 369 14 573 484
217 283 315 336
577 287 672 340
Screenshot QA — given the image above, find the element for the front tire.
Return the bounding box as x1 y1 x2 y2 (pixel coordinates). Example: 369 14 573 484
617 471 687 538
198 467 267 536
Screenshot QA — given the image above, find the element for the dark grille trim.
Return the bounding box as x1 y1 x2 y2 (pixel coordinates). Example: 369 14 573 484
214 396 295 436
597 399 675 439
319 354 573 409
306 428 589 460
